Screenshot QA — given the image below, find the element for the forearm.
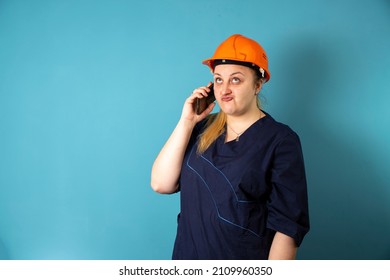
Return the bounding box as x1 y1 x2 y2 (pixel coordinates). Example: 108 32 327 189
151 84 215 194
151 119 195 194
268 231 297 260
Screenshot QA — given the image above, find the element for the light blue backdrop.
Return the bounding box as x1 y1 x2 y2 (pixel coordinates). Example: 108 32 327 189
0 0 389 260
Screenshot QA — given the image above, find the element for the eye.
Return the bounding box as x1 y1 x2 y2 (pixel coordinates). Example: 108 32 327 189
214 77 223 84
231 77 241 84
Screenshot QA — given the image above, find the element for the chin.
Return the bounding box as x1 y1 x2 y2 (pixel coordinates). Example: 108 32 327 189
220 105 238 115
222 109 242 117
220 108 235 115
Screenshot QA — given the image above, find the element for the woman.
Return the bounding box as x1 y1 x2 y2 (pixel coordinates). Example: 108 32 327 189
151 34 310 260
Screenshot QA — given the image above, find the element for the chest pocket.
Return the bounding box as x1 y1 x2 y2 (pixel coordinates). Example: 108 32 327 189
186 146 266 237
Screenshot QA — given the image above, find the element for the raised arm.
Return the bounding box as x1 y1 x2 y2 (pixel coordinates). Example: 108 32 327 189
151 85 215 194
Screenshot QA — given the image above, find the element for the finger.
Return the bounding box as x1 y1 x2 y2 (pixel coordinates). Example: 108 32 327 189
193 85 211 97
187 93 202 103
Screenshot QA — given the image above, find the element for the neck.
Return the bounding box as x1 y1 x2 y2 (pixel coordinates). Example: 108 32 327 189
226 109 264 130
225 109 265 142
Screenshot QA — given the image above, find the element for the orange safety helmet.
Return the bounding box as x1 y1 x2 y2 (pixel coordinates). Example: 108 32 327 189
202 34 271 82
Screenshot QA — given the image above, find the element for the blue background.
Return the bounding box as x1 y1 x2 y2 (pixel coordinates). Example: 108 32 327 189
0 0 389 260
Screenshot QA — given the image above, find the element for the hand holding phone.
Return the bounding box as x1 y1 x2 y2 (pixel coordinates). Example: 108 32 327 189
193 83 215 115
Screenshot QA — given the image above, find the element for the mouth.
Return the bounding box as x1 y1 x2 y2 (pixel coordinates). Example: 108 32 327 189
221 95 233 102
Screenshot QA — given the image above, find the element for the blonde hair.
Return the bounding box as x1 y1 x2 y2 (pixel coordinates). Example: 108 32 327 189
197 112 226 154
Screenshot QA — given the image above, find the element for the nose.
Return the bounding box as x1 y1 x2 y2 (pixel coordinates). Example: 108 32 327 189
218 82 232 95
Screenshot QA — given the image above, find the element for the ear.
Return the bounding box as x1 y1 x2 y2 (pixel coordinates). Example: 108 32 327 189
255 79 263 94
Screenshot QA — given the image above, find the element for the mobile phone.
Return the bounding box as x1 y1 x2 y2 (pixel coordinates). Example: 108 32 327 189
193 83 215 115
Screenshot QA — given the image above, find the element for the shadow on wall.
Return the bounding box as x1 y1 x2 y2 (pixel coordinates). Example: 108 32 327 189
0 239 9 260
278 37 390 260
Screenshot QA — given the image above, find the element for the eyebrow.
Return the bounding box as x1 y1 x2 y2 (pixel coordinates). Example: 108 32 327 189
214 71 245 76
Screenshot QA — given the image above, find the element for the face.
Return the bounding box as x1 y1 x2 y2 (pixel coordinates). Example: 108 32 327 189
213 64 262 117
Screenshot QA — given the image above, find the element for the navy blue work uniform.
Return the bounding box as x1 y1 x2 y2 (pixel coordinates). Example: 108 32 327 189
172 112 310 260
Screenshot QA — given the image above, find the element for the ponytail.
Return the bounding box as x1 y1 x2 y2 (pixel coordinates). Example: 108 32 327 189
197 112 227 154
